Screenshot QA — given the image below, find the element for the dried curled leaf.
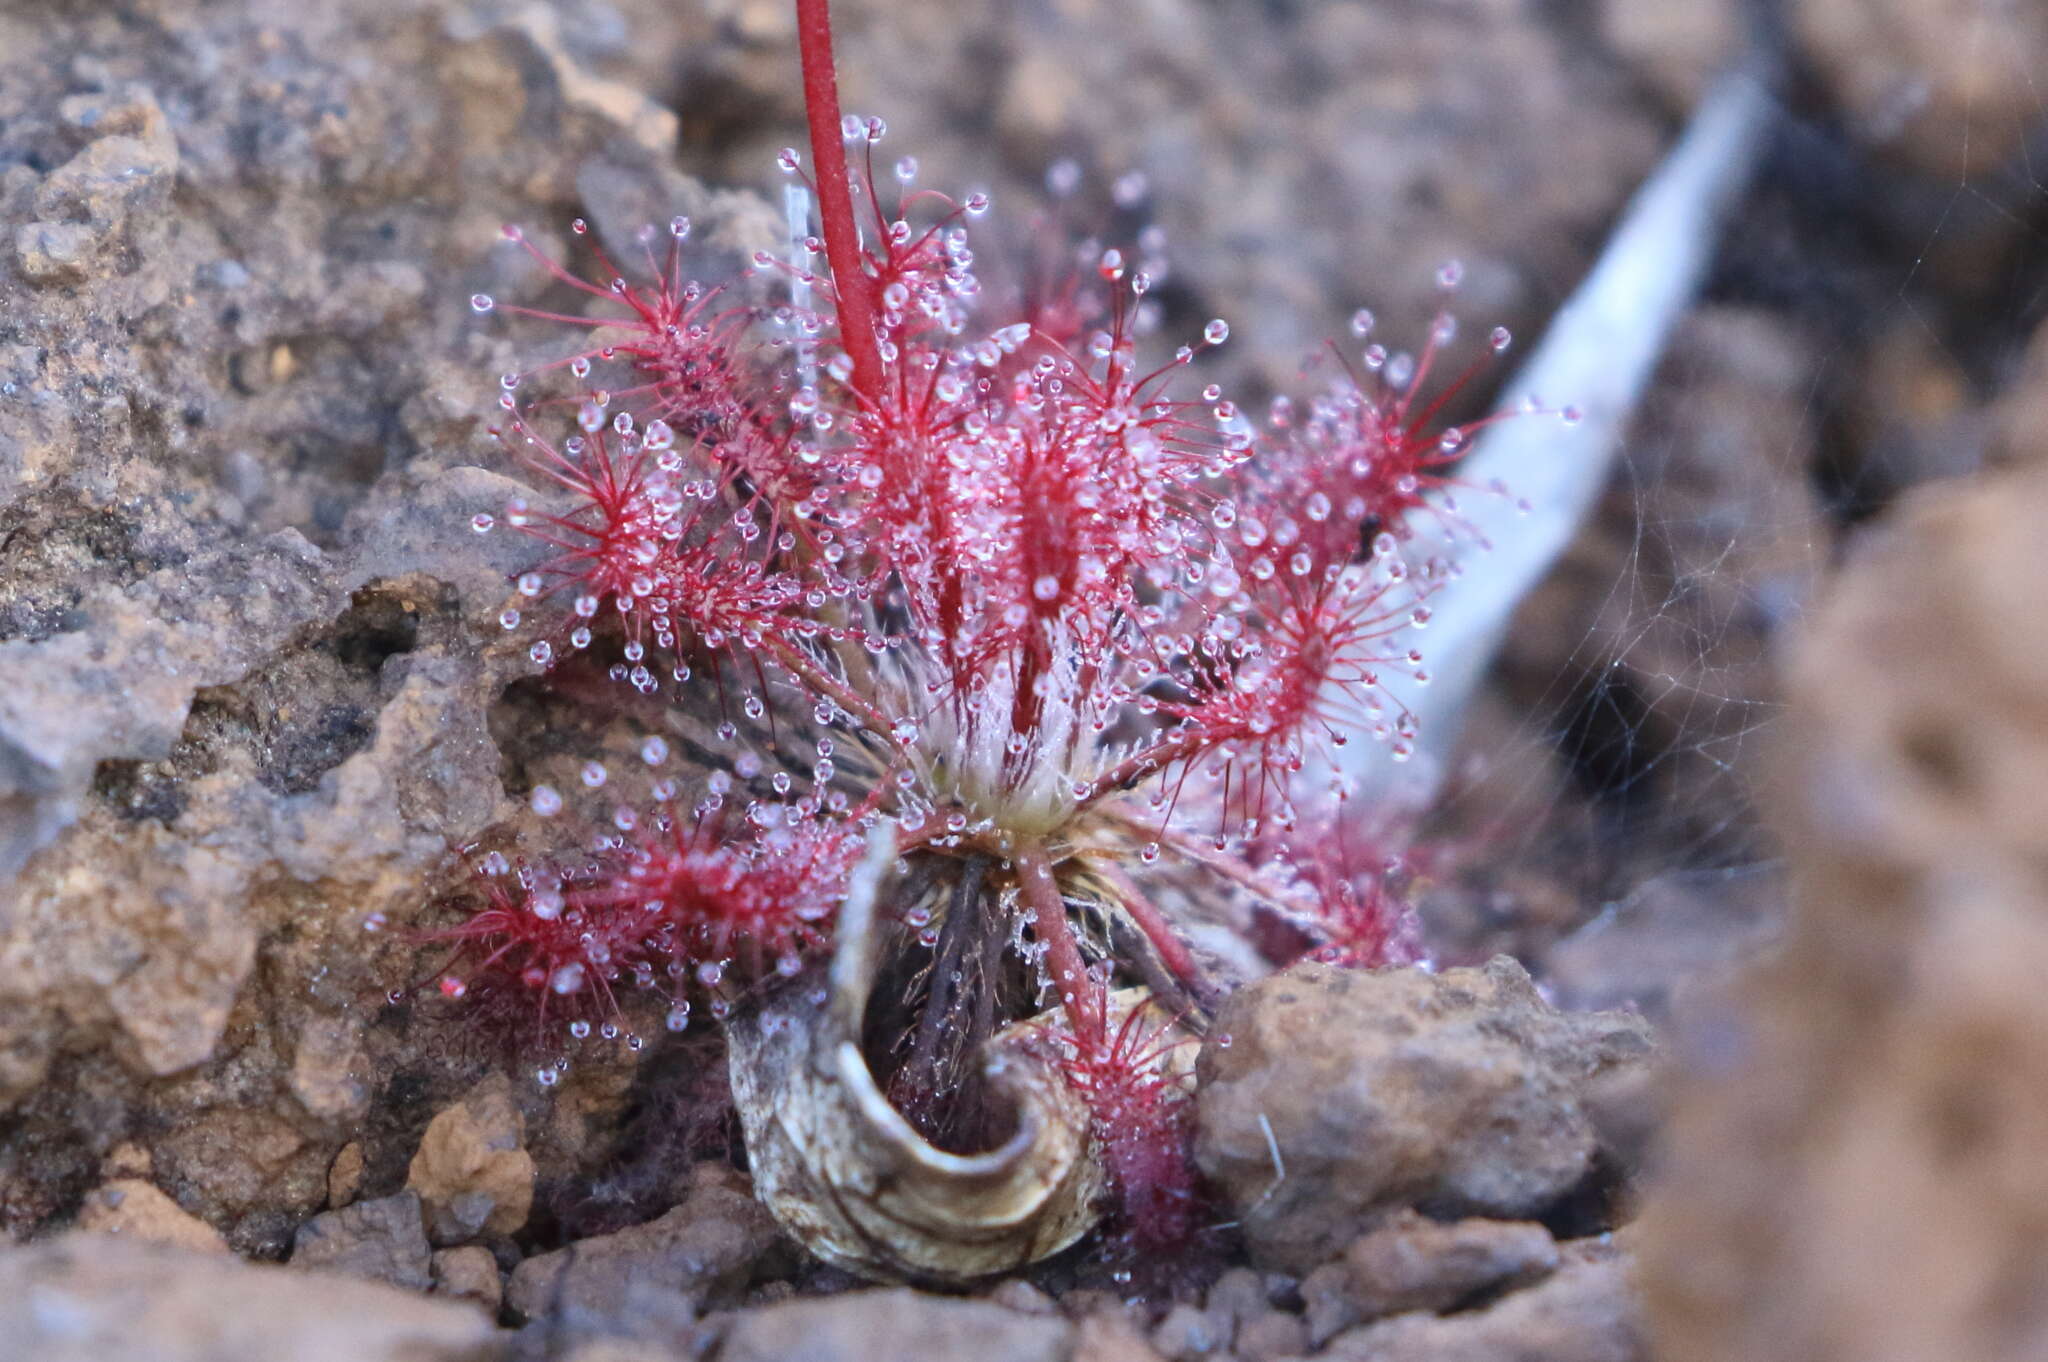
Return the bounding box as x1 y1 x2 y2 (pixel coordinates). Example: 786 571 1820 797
726 829 1107 1283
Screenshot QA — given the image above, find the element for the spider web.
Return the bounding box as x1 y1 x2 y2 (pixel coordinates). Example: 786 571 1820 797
1420 0 2048 1013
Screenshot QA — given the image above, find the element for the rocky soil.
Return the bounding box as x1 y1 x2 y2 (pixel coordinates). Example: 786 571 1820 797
2 0 2046 1359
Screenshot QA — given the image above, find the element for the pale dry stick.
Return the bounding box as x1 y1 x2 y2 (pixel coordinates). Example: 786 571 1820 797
786 183 817 394
1339 62 1780 809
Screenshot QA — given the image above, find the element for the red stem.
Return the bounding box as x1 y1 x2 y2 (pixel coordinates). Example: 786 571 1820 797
762 633 893 739
1016 843 1102 1037
794 0 885 407
1095 860 1200 986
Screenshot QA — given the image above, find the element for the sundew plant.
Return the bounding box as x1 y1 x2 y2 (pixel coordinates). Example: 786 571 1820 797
437 0 1533 1252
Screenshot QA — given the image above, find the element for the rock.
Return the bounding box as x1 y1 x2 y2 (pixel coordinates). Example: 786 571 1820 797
1990 315 2048 470
0 529 339 1099
1202 1266 1269 1333
985 1278 1061 1316
1233 1309 1309 1361
34 87 179 226
1596 0 1741 112
290 1191 432 1292
75 1179 230 1255
431 1244 504 1313
289 1013 371 1122
328 1141 365 1208
1321 1254 1645 1362
559 1342 693 1362
1195 958 1656 1273
14 221 97 284
1300 1212 1560 1345
506 1163 777 1337
1794 0 2048 177
100 1141 153 1180
716 1288 1073 1362
1149 1301 1227 1359
1073 1309 1168 1362
407 1074 535 1244
0 0 778 1247
0 1233 501 1362
151 1106 329 1251
1642 458 2048 1362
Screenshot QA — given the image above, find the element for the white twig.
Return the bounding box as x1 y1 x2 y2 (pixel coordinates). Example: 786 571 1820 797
786 183 817 393
1248 1110 1288 1215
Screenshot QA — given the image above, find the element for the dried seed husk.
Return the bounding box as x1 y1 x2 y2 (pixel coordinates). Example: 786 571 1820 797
726 829 1107 1283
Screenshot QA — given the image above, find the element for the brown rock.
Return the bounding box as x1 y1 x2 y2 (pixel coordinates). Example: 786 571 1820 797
100 1141 153 1180
1835 319 1989 501
506 1163 777 1335
406 1073 535 1244
1149 1301 1227 1359
1794 0 2048 177
290 1191 432 1292
75 1179 230 1255
1323 1255 1644 1362
0 0 775 1246
1202 1265 1270 1336
0 1233 500 1362
560 1343 691 1362
151 1106 328 1246
1643 458 2048 1362
289 1013 371 1122
327 1141 365 1209
1073 1309 1168 1362
1990 316 2048 471
1234 1310 1309 1362
1195 958 1656 1272
985 1278 1061 1316
431 1244 503 1313
1597 0 1742 111
1301 1212 1559 1345
717 1288 1073 1362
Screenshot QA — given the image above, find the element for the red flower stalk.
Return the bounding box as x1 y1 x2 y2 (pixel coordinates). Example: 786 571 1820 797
794 0 884 404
